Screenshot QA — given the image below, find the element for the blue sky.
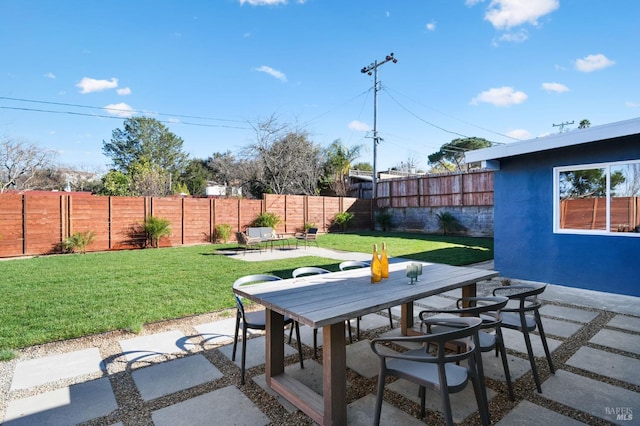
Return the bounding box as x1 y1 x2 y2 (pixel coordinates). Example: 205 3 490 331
1 0 639 173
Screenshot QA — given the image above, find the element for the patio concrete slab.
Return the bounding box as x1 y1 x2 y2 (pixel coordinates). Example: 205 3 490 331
151 385 270 426
567 347 640 387
415 295 456 309
480 352 531 382
607 314 640 333
297 322 357 354
4 378 117 426
347 339 398 379
501 328 563 357
590 329 640 355
193 317 238 346
496 400 587 426
119 330 189 363
10 347 104 391
132 355 224 401
387 378 496 424
348 394 426 425
357 312 395 333
541 284 640 317
539 316 584 338
217 336 299 370
540 370 639 424
539 304 599 323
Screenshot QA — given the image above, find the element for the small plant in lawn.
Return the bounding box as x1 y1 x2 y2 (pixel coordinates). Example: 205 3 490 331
61 231 95 254
144 216 171 248
435 211 467 235
252 212 281 228
212 223 233 243
333 211 355 231
0 348 18 362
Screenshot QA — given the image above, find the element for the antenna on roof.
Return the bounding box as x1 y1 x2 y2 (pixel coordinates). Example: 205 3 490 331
552 120 574 133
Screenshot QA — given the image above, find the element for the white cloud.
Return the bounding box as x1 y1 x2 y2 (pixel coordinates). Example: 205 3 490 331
254 65 287 82
625 101 640 108
506 129 532 140
484 0 559 30
117 87 132 96
44 72 56 79
348 120 371 132
240 0 286 5
542 82 569 93
103 103 134 118
76 77 118 94
425 21 436 31
575 54 615 72
465 0 485 6
470 86 528 107
497 29 528 43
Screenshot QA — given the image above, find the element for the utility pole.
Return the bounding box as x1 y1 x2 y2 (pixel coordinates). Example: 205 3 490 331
361 52 398 202
553 120 574 133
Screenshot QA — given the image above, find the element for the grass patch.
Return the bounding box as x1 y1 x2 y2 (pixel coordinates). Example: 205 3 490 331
0 232 492 350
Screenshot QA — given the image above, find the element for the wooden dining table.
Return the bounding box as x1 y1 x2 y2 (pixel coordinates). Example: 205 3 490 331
233 260 498 425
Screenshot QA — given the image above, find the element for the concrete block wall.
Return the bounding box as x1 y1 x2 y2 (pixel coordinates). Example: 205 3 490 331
380 206 494 237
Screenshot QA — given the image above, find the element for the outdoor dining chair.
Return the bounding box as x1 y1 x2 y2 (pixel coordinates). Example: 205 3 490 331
339 260 394 335
493 283 555 393
370 317 489 426
295 227 319 248
291 266 354 358
232 274 304 385
418 295 515 400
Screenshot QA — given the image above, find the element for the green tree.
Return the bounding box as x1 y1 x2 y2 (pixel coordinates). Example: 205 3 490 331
129 158 170 196
428 137 492 171
99 170 131 196
324 140 362 196
102 116 188 178
578 119 591 129
560 168 625 199
179 158 212 196
352 162 372 171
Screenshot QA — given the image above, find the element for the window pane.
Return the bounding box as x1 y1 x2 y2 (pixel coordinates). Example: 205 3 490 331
610 163 640 232
559 168 607 230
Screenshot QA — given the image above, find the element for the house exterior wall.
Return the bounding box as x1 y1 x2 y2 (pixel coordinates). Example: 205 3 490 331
494 135 640 297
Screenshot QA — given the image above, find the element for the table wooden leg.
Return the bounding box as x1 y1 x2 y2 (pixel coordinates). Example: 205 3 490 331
461 282 477 307
323 321 347 425
400 302 414 336
265 308 285 386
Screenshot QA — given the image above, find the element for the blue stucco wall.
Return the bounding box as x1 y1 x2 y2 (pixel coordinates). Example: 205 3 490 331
494 136 640 297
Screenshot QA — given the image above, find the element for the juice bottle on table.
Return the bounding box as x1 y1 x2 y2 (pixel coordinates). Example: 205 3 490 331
380 242 389 279
371 244 382 283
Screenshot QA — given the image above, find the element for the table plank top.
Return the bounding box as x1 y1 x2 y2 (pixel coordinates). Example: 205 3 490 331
234 261 498 329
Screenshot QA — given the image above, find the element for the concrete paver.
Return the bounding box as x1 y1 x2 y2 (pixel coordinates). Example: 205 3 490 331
538 316 584 338
538 304 599 323
151 385 270 426
132 354 224 401
4 378 117 426
501 328 563 357
607 314 640 333
193 317 237 346
590 329 640 355
348 394 426 425
10 347 104 391
567 346 640 387
496 400 587 426
540 370 639 424
217 335 299 369
119 330 189 362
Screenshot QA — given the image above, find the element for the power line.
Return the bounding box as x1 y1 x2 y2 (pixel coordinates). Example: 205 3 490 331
0 105 251 130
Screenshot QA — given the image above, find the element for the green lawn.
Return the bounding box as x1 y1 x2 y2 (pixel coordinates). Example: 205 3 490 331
0 231 492 350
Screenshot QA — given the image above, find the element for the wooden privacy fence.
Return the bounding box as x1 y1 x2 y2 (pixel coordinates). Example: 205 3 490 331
0 193 373 258
375 170 494 208
560 197 640 232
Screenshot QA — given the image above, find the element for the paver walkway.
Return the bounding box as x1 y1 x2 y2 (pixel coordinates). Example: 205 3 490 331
1 248 639 425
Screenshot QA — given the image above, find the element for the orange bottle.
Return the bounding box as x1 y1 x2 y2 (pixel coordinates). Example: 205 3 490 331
371 244 382 283
380 242 389 279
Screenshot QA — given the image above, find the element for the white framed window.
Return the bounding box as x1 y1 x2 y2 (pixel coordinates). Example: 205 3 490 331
554 160 640 236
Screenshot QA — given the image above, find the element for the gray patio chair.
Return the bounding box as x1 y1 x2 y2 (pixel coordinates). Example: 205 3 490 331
340 260 394 334
232 274 303 385
493 283 555 393
235 231 262 255
370 316 489 426
291 266 354 358
418 295 515 400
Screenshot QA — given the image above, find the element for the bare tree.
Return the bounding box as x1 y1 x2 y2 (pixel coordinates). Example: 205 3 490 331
0 137 56 193
246 116 324 195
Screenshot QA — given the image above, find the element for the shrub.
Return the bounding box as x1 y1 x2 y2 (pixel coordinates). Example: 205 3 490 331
303 222 316 232
435 211 467 235
376 211 393 231
252 212 281 228
144 216 171 248
212 223 233 243
333 212 355 231
61 231 95 254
